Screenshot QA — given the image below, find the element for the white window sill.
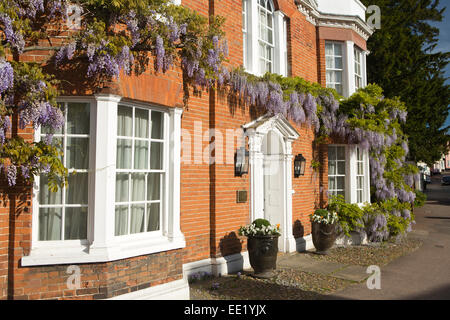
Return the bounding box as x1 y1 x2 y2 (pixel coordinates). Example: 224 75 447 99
21 236 186 267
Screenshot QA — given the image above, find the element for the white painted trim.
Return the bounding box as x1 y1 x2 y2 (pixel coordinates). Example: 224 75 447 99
295 234 314 252
244 114 299 253
345 41 356 97
183 252 251 277
108 278 190 300
21 236 186 266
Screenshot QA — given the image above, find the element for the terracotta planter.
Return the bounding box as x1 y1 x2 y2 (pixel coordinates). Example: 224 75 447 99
247 235 279 278
311 222 337 255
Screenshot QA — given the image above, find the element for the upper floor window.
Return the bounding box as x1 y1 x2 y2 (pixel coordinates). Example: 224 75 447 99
354 47 363 90
325 41 344 95
242 0 288 76
242 0 249 70
258 0 275 74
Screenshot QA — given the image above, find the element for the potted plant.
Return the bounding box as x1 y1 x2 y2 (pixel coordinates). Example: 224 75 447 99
238 219 281 279
310 209 338 255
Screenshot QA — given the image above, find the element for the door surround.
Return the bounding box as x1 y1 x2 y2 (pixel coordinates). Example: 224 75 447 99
243 114 300 253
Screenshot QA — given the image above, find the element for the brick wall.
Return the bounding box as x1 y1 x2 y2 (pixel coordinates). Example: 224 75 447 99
0 0 366 299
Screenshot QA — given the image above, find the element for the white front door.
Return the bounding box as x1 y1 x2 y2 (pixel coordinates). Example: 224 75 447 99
263 155 283 227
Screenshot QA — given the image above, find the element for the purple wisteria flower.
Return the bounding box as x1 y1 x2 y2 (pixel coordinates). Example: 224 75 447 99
7 164 17 187
0 59 14 94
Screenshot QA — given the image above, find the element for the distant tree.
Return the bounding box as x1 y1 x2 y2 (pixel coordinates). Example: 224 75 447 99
361 0 450 165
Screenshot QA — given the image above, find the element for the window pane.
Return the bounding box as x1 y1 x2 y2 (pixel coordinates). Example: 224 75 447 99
147 173 161 201
130 204 145 234
328 146 336 160
326 56 333 69
147 203 160 232
39 175 62 205
334 44 342 56
335 84 343 95
67 103 90 134
337 146 346 160
64 207 88 240
39 208 62 241
358 162 364 175
131 173 146 201
115 205 128 236
151 111 164 139
337 161 346 175
115 173 129 203
150 142 163 170
336 176 345 190
335 71 342 83
357 190 363 203
325 43 334 55
328 161 336 175
66 137 89 169
135 108 149 138
267 13 273 29
66 173 88 205
134 140 149 170
116 139 132 169
334 57 342 69
328 177 335 191
117 106 133 137
357 176 364 189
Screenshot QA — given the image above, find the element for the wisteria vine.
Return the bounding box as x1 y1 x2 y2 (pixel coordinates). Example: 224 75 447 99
1 1 420 242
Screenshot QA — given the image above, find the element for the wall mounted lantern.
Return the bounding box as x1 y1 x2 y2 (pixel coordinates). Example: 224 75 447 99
235 147 249 177
294 154 306 177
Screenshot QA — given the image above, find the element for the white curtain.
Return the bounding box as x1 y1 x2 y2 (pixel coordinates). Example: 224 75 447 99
135 108 149 138
39 208 62 241
115 205 128 236
147 203 160 232
65 207 88 240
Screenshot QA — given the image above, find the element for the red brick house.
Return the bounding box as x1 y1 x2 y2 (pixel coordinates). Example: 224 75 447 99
0 0 373 299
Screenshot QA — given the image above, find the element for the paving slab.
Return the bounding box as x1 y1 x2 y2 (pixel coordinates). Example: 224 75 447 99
277 253 347 275
330 265 370 283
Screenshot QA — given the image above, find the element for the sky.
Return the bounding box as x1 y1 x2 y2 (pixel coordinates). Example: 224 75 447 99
430 0 450 130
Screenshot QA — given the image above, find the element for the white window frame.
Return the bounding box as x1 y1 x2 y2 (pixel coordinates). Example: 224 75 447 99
355 146 365 203
114 103 167 239
24 95 185 266
354 46 363 90
243 0 288 76
31 99 94 250
325 41 345 96
327 145 347 200
328 144 370 205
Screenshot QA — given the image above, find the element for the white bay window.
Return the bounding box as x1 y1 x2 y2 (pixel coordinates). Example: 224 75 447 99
25 95 185 266
328 145 370 205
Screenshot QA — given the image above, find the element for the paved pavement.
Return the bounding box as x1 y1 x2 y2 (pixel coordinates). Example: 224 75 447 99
326 173 450 300
277 253 370 283
275 172 450 299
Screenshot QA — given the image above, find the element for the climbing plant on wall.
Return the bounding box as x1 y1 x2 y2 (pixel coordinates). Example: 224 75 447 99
0 0 228 190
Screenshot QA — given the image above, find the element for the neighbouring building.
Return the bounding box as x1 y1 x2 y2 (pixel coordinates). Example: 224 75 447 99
0 0 374 300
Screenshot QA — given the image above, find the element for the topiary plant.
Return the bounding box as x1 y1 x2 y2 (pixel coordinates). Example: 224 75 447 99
252 219 271 229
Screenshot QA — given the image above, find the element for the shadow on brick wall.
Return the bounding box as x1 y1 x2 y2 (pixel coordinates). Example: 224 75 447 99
219 232 243 258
